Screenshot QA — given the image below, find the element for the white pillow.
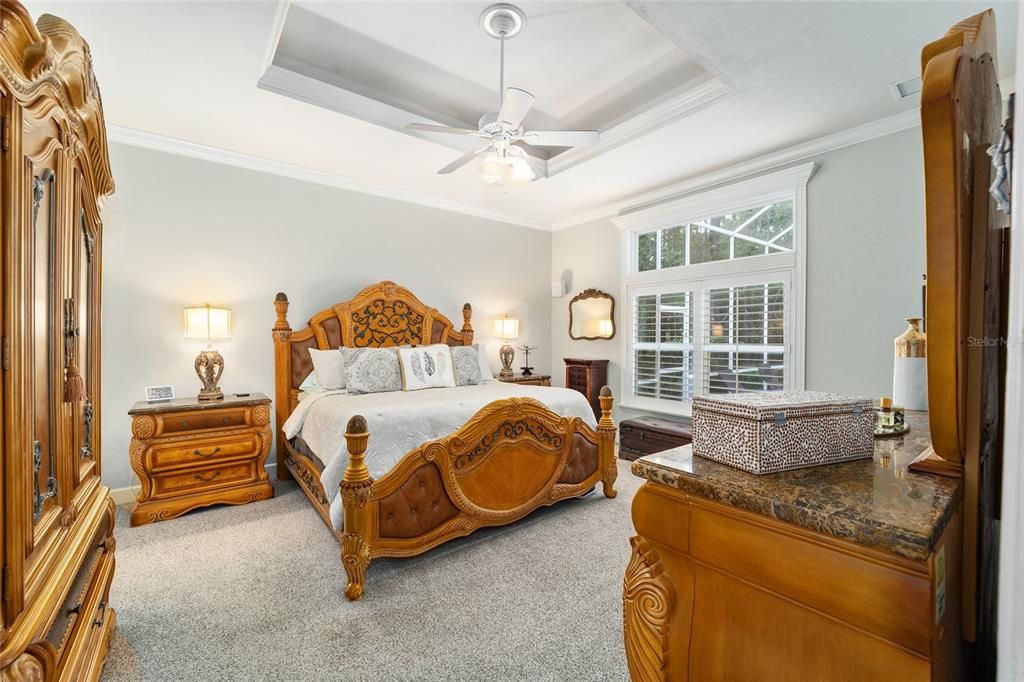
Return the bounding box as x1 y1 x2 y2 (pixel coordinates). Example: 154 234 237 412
398 344 456 391
309 348 346 390
475 343 495 383
298 373 319 392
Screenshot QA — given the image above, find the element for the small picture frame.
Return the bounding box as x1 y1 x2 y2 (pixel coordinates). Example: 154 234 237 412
145 385 175 403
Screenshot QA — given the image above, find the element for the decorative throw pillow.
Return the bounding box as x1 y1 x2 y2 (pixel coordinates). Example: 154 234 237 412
398 344 457 391
343 347 403 395
309 348 345 390
476 344 495 383
451 345 483 386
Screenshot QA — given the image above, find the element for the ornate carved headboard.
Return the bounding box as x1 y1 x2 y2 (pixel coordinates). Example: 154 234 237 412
271 280 474 425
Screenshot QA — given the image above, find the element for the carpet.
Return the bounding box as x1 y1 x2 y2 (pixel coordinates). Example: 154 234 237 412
101 460 642 681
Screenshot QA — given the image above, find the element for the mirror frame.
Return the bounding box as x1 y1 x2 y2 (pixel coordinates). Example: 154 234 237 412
568 288 616 341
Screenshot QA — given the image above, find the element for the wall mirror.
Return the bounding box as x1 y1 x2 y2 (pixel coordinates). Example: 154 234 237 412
569 289 615 340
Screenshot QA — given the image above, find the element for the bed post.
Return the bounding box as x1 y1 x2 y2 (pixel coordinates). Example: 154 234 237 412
340 415 373 601
272 292 293 481
598 386 618 498
461 303 474 344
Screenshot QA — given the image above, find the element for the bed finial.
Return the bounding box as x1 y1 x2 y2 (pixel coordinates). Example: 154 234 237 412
341 414 373 601
597 386 617 499
461 303 474 343
272 292 291 341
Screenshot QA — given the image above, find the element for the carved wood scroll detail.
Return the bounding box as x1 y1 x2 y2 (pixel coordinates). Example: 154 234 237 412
623 536 675 682
452 418 564 470
285 455 328 506
351 299 424 347
0 651 45 681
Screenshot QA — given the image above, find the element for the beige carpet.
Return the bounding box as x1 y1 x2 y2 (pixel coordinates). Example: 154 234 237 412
102 460 641 681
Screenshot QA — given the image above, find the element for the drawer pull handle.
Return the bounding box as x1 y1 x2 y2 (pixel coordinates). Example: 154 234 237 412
194 470 221 482
192 447 221 458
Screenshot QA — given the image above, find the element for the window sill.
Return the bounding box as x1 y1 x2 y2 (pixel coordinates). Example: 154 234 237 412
618 399 693 419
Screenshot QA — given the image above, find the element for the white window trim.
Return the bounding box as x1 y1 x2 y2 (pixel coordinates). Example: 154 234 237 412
614 162 815 416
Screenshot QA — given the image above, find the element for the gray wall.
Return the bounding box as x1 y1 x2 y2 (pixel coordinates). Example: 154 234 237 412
551 127 925 415
101 143 552 490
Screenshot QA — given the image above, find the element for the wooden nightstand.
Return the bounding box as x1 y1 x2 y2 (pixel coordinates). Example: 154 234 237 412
498 374 552 387
128 393 274 526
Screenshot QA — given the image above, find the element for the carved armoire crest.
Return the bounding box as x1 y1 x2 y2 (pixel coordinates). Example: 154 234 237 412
0 2 117 679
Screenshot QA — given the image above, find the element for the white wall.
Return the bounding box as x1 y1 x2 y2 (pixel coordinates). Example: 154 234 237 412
101 143 552 490
551 127 926 416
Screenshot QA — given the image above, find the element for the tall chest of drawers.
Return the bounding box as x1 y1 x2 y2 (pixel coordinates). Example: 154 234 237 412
564 358 609 420
128 393 274 526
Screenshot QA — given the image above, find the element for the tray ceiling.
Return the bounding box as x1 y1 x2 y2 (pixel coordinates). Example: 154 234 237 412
259 1 730 176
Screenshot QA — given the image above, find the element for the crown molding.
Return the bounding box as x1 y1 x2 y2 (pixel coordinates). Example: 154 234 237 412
106 124 553 231
552 107 921 231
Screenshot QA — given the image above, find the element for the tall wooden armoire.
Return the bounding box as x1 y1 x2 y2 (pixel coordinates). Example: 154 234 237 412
0 2 117 680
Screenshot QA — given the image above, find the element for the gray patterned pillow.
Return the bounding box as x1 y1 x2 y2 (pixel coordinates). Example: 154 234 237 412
342 347 403 394
451 345 483 386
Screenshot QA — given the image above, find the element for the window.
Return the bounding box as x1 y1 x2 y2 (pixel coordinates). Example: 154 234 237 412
615 164 812 414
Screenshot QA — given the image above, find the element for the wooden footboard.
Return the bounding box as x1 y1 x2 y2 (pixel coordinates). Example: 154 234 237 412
339 389 618 600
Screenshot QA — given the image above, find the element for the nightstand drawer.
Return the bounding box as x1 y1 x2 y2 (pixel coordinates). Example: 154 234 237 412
152 461 258 498
157 407 253 436
149 432 263 472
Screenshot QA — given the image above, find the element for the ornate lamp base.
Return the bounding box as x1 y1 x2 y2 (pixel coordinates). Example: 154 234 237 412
195 348 225 401
498 343 515 379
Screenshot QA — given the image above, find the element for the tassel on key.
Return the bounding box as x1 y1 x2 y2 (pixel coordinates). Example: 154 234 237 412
64 359 86 403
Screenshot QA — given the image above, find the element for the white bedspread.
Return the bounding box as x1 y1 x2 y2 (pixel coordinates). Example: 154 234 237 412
282 383 597 529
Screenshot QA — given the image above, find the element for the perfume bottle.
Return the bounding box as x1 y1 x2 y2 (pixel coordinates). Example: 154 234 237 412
876 397 895 431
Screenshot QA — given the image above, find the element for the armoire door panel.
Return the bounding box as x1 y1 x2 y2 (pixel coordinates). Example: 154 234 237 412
22 110 65 571
74 178 99 488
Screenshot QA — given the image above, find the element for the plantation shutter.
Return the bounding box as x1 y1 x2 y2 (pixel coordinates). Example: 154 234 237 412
632 290 694 402
702 280 787 395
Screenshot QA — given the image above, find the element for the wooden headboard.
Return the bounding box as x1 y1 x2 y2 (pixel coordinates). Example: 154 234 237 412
272 280 473 413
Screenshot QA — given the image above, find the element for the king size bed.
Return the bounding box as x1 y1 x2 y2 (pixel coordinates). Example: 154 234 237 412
272 281 618 600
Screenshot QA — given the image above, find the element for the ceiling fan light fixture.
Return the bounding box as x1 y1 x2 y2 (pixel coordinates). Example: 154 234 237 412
507 146 535 183
480 152 511 186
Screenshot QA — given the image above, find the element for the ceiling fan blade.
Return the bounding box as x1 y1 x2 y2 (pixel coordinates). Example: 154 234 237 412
406 123 482 136
437 145 491 175
497 88 535 130
522 130 600 147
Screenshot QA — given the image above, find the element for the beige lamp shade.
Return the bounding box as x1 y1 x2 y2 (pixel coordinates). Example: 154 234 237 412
184 305 232 340
493 317 519 340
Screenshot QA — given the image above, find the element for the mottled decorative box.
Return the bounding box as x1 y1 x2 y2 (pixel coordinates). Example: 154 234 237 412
692 391 875 474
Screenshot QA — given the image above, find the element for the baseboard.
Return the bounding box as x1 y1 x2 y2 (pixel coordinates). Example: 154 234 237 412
109 485 140 506
107 462 278 507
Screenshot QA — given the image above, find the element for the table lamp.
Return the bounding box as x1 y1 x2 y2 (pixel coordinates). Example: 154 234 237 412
184 304 231 401
493 317 519 379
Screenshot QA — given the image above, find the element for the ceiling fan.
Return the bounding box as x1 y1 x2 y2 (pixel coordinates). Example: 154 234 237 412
405 3 600 186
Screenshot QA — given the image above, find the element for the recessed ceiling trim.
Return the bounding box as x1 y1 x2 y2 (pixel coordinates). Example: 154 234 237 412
106 124 552 231
546 74 731 176
258 61 484 157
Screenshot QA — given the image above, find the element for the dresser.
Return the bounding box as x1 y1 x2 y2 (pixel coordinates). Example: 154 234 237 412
564 358 608 419
625 413 964 680
0 4 118 678
128 394 274 526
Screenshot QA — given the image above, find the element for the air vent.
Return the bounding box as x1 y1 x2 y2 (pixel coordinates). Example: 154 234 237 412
890 76 922 101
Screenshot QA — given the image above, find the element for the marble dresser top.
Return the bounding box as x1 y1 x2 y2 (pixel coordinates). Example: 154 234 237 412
631 412 961 562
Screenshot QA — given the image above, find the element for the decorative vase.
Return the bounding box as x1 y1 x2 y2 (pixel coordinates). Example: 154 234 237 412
893 318 927 411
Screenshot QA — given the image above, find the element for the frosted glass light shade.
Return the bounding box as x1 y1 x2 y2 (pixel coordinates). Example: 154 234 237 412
184 305 232 340
493 317 519 340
